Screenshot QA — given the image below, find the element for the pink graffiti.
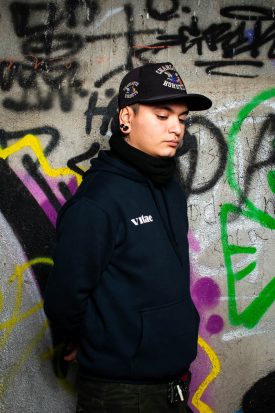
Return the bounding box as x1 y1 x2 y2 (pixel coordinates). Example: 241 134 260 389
16 172 78 226
187 230 224 411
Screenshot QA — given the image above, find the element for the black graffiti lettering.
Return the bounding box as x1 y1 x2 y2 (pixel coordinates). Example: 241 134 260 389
149 18 230 57
66 1 78 26
64 0 100 27
134 6 275 78
22 154 62 213
85 27 164 84
10 2 57 37
67 142 100 176
243 114 275 200
85 89 118 137
195 60 263 78
10 0 99 61
6 2 164 112
86 4 164 88
1 59 88 112
3 88 53 112
0 158 55 292
221 20 275 59
220 6 275 21
94 65 129 89
17 64 37 89
176 130 198 197
269 36 275 58
176 16 202 55
179 117 227 198
58 181 75 201
257 20 275 59
216 21 247 58
10 1 100 37
11 1 162 63
202 23 232 53
41 60 77 87
124 4 135 65
100 93 118 136
0 127 73 232
22 33 84 59
146 0 181 21
85 92 99 135
0 126 60 156
0 61 19 91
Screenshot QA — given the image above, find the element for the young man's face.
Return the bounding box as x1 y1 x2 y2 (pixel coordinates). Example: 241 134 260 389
120 101 189 158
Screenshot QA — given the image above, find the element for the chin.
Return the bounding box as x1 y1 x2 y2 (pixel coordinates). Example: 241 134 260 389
159 149 177 158
149 148 177 158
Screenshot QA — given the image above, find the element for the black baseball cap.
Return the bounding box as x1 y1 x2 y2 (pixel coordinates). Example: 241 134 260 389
118 62 212 111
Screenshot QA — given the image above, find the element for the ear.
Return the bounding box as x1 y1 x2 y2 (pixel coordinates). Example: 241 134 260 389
118 106 135 134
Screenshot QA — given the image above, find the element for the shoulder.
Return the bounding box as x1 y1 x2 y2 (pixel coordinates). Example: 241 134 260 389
78 169 135 208
56 170 134 229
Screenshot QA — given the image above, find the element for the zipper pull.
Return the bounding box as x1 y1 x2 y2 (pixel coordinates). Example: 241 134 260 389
177 384 184 402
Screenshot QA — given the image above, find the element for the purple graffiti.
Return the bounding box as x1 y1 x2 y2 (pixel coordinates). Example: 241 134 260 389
192 277 224 335
206 314 224 334
192 277 221 310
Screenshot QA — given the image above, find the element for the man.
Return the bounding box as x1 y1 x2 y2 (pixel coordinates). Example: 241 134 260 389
44 62 212 413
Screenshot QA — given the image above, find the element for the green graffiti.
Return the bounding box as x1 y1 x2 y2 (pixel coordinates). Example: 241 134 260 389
268 170 275 193
221 88 275 328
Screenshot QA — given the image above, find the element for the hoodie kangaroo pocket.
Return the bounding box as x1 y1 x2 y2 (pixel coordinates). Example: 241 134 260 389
131 300 199 379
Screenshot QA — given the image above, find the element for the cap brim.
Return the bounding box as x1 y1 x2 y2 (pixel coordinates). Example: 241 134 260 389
137 93 212 111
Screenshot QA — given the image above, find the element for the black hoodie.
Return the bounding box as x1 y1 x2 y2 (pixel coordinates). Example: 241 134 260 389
44 150 199 382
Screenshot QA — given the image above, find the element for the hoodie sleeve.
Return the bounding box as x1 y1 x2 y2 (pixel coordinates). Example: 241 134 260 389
44 197 115 343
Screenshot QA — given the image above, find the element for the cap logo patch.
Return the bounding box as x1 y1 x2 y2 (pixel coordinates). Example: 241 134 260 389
155 64 174 74
123 81 139 99
156 65 186 91
162 70 186 91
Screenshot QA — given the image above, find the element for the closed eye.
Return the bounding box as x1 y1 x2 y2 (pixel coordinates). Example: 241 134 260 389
179 118 187 124
156 114 187 124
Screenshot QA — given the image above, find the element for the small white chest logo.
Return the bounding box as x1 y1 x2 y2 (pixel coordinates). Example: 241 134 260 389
131 215 154 226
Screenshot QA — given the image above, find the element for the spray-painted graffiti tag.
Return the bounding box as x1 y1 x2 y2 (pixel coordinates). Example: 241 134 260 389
1 2 164 112
220 88 275 328
135 4 275 78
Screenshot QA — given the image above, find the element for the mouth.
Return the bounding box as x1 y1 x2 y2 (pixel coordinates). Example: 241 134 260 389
166 140 179 147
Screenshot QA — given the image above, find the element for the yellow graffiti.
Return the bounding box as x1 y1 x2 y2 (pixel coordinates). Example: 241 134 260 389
0 321 49 399
0 258 53 399
191 336 221 413
0 258 53 333
0 133 82 186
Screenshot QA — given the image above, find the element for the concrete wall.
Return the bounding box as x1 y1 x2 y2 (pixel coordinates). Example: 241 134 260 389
0 1 275 412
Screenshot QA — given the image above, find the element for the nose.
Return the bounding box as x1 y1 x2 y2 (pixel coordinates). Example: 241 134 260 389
169 117 185 137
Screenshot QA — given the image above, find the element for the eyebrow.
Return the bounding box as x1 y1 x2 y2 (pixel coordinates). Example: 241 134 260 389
153 105 189 116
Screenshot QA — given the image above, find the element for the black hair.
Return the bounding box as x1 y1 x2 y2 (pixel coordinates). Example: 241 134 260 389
241 371 275 413
130 103 140 114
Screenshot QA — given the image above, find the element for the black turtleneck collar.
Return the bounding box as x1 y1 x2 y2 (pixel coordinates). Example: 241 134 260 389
109 133 176 185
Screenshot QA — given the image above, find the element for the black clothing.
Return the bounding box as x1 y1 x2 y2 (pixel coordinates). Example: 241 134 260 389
76 374 193 413
44 149 199 382
109 132 176 185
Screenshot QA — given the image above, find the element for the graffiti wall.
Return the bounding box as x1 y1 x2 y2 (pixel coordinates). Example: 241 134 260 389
0 1 274 412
